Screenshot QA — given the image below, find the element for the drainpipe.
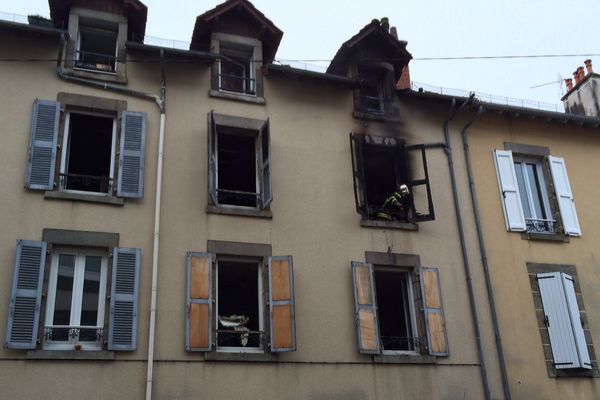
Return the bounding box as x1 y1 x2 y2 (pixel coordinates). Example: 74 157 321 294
57 33 166 400
461 105 512 400
442 94 491 400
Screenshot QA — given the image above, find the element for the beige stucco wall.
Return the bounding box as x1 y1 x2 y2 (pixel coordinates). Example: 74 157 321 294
467 110 600 399
0 29 504 399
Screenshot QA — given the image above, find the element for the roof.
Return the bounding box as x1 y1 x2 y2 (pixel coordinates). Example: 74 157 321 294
0 19 65 37
190 0 283 64
48 0 148 42
264 64 360 88
327 19 412 77
403 89 600 128
126 41 218 62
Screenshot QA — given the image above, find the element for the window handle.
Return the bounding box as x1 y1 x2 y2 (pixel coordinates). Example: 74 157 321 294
501 190 507 199
544 315 550 327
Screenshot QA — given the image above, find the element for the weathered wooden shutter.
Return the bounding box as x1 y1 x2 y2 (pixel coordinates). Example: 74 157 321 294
25 99 60 190
350 134 368 218
420 267 448 356
268 256 296 352
548 156 581 236
351 261 381 354
108 247 140 351
117 111 146 198
493 150 526 231
186 252 213 352
5 240 46 349
260 118 273 209
406 144 435 222
208 111 218 205
538 272 591 369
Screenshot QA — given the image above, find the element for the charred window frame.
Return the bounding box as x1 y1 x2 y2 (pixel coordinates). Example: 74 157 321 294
350 133 434 224
354 63 397 119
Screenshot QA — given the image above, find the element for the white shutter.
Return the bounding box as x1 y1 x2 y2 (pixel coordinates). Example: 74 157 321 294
538 272 591 369
493 150 526 231
548 156 581 236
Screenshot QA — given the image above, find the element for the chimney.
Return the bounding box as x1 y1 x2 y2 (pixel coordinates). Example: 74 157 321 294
390 26 398 40
578 66 585 82
396 65 411 90
380 17 389 32
585 59 593 75
565 78 573 91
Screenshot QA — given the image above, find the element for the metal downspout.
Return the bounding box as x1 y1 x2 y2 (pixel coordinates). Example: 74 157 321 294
57 34 167 400
443 94 491 400
461 106 512 400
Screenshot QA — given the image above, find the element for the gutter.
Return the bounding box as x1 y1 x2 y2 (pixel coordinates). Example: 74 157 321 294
57 34 166 400
442 94 491 400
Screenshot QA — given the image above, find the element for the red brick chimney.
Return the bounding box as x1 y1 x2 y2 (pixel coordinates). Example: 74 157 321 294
573 70 579 84
564 78 573 91
585 59 593 75
396 65 411 90
577 66 585 82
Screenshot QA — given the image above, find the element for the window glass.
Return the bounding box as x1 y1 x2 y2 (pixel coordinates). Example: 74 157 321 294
51 255 75 341
217 130 257 207
76 26 118 72
514 158 554 233
220 45 255 95
79 256 102 341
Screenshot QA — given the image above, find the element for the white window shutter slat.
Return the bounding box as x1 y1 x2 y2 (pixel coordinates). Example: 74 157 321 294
493 150 526 231
560 273 592 369
548 156 581 236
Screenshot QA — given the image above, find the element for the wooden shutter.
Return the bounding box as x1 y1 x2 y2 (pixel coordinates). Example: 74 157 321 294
420 267 448 356
208 112 218 205
186 252 213 351
548 156 581 236
268 256 296 352
493 150 526 231
5 240 46 349
117 111 146 198
351 261 381 354
538 272 591 369
25 99 60 190
350 134 368 218
108 247 141 351
406 144 435 222
260 118 273 209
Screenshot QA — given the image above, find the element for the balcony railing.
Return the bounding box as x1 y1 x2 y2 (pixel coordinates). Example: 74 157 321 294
60 173 112 194
44 326 104 343
526 218 556 234
74 50 117 72
216 329 265 348
219 73 256 95
217 188 259 207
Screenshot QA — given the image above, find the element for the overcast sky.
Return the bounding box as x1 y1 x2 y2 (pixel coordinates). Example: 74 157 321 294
2 0 599 109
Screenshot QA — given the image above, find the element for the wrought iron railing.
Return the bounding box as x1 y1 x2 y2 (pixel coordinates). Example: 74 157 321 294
216 329 265 348
380 335 421 352
217 188 259 207
74 50 117 72
219 73 256 95
60 173 112 194
525 218 556 234
44 326 104 343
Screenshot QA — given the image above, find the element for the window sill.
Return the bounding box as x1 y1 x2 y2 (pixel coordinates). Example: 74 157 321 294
373 354 436 364
26 350 115 360
209 89 265 105
360 219 419 231
520 232 569 242
206 205 272 219
64 66 127 84
204 352 277 362
44 190 124 206
353 110 401 123
548 362 599 378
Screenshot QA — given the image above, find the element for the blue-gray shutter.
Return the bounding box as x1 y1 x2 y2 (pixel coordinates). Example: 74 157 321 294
5 240 46 349
25 99 60 190
208 111 218 205
108 247 140 351
117 111 146 198
351 261 381 354
538 272 591 369
260 119 273 208
268 255 296 352
186 252 214 352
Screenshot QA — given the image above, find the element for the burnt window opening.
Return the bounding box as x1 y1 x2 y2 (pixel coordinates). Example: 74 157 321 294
63 113 114 193
358 65 387 114
220 45 255 95
75 25 118 73
350 133 435 223
217 129 258 207
217 260 262 349
374 268 417 352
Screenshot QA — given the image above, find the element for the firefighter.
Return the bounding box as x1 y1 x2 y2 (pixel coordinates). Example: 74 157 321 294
377 184 411 221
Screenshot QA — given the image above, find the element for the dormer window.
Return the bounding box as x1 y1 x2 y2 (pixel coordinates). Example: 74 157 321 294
358 65 386 114
219 43 256 95
75 21 118 73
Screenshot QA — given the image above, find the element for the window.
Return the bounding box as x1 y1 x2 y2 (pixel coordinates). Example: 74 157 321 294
208 112 272 211
351 255 448 357
5 237 141 352
357 65 386 114
75 22 118 73
350 133 434 224
186 247 295 354
25 98 147 200
219 44 256 95
494 149 581 236
44 250 108 350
